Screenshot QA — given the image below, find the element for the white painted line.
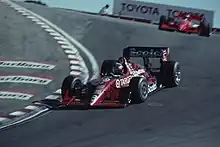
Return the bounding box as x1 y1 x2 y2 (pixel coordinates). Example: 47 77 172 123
45 28 56 33
31 18 40 22
45 95 60 100
57 40 71 45
24 105 38 110
0 1 98 129
14 7 22 11
64 50 76 55
60 44 78 52
53 36 67 42
18 10 26 13
19 10 27 13
70 65 80 70
36 22 45 25
41 25 50 29
9 111 26 116
0 117 8 122
67 55 78 59
54 89 61 94
70 60 80 65
18 11 27 14
5 1 94 81
70 71 81 76
0 108 49 130
21 13 29 16
27 16 35 19
49 32 62 37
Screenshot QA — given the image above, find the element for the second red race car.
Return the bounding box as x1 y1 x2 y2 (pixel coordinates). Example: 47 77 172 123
60 46 181 108
158 12 211 37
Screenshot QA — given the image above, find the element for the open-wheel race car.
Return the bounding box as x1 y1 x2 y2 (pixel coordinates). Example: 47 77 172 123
60 46 181 108
158 12 211 37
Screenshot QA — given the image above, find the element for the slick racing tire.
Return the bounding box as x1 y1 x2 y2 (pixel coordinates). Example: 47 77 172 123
61 75 83 99
198 22 210 37
119 87 132 107
158 15 166 30
130 77 148 104
81 82 95 104
161 61 181 87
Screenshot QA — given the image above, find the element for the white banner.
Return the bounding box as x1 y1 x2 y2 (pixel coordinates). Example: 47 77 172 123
113 0 214 27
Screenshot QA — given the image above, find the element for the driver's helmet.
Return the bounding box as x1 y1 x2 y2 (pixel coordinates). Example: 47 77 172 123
112 62 124 75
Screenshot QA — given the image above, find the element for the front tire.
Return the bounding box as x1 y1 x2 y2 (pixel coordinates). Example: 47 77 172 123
130 77 149 104
61 75 83 99
158 15 166 30
198 22 210 37
119 87 132 107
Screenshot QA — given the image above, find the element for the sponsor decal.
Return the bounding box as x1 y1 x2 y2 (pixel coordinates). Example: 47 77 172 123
131 69 145 76
120 2 159 16
166 9 204 18
116 76 132 88
148 84 157 93
162 49 168 61
116 69 146 88
0 91 33 100
0 60 55 70
130 48 163 58
0 75 52 85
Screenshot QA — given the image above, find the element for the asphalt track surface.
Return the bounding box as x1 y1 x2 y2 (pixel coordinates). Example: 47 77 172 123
1 2 220 147
0 3 69 115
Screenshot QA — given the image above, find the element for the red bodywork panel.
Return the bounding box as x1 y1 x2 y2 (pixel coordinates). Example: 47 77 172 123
178 12 203 21
161 20 199 33
61 59 157 108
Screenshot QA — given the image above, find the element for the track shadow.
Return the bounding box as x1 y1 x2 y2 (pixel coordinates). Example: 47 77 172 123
37 99 125 111
55 105 125 111
38 87 171 111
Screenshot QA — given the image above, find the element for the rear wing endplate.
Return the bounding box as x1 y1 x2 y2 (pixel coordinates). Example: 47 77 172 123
123 46 170 61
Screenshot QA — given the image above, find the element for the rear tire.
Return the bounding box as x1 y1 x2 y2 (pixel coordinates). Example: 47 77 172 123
161 61 181 87
130 77 148 104
198 22 210 37
81 82 95 103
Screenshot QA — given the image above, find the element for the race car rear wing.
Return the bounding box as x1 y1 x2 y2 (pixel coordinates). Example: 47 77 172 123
123 46 170 61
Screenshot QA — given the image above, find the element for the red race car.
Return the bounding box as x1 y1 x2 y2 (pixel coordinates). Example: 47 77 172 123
158 13 211 37
60 46 181 108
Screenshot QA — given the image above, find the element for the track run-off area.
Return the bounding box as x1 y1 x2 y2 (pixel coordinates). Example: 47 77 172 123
0 1 220 147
